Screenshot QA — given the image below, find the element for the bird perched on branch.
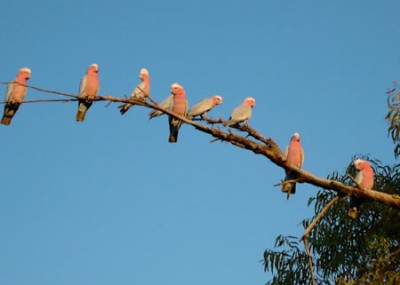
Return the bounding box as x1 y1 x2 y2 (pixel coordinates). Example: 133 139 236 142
119 68 150 115
168 83 188 143
1 67 32 126
348 159 374 219
223 97 256 127
76 63 100 122
186 95 222 120
148 94 173 119
281 132 304 198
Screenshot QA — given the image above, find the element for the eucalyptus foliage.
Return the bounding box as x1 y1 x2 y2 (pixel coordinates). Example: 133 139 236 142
386 84 400 158
263 159 400 284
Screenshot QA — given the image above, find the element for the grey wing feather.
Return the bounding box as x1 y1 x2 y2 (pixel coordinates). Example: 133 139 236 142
355 171 363 184
284 146 289 159
185 99 188 115
187 98 213 117
5 82 14 102
131 82 146 99
226 105 250 124
232 105 251 121
149 94 174 119
79 75 87 96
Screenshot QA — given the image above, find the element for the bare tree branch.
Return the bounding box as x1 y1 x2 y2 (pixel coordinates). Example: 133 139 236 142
1 82 78 99
15 98 78 104
1 83 399 211
301 196 341 241
303 237 316 285
300 196 342 285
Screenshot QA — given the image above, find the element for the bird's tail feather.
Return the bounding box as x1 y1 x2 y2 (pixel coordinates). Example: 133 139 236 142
119 103 134 115
281 182 296 194
76 110 86 122
169 126 179 143
1 115 12 125
76 102 90 122
223 119 233 127
168 135 178 143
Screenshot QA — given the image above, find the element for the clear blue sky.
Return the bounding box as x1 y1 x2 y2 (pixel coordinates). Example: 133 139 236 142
1 1 399 284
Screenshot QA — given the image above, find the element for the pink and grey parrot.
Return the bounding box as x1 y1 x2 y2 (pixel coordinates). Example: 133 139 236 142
348 159 374 219
76 63 100 122
281 132 304 197
223 97 256 127
148 94 173 119
1 67 31 126
168 83 188 143
186 95 222 120
119 68 150 115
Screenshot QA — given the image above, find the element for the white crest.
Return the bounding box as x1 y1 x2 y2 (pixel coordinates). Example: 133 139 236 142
171 83 182 89
214 95 223 103
140 68 149 75
354 159 364 167
89 63 99 70
244 97 256 105
293 132 300 139
19 67 31 74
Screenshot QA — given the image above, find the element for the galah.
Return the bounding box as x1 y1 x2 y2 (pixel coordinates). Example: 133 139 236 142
1 67 31 126
168 83 188 143
76 63 100 122
223 97 256 127
348 159 374 219
119 68 150 115
148 94 173 119
281 132 305 197
186 95 223 120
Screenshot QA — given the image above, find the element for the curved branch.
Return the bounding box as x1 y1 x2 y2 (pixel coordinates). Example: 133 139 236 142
1 83 399 211
301 196 341 241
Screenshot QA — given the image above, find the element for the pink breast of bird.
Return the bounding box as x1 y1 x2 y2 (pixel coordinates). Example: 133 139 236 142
172 90 187 115
287 141 303 168
143 75 150 95
11 84 26 102
11 75 29 102
359 163 374 189
142 83 150 96
85 73 99 98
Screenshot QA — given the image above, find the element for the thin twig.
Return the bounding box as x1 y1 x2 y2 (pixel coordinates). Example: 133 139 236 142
303 237 316 285
0 98 78 104
301 196 341 241
274 178 302 187
209 138 221 143
346 174 363 189
147 96 158 105
301 195 342 285
1 82 78 98
105 101 113 108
